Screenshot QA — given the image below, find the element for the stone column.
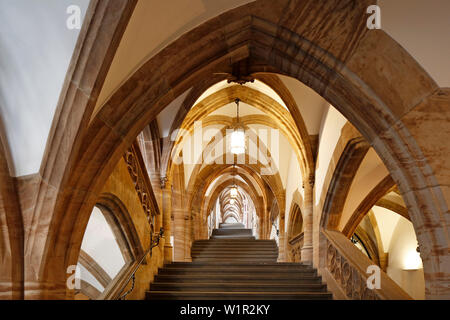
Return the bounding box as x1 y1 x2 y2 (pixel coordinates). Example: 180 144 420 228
161 176 173 263
301 174 314 263
278 216 286 262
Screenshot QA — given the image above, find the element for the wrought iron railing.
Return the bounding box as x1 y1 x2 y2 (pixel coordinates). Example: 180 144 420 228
117 227 164 300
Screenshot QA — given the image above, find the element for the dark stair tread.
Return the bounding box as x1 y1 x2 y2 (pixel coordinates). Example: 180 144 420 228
150 283 327 291
155 274 321 279
158 269 316 275
146 291 332 300
160 266 314 271
167 262 309 266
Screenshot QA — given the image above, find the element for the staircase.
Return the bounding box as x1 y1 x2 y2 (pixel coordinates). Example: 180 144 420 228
147 223 332 300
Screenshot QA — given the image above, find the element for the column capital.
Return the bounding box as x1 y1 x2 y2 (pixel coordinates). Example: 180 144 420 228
302 174 315 188
160 175 169 189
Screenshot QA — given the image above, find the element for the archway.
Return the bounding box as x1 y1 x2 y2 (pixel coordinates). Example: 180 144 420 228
31 0 449 299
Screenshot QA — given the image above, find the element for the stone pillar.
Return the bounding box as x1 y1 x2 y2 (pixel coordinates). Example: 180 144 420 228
278 218 286 262
301 174 314 263
161 176 173 263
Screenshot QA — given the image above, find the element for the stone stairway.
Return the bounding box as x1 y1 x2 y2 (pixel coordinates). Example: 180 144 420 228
209 222 254 239
147 224 332 300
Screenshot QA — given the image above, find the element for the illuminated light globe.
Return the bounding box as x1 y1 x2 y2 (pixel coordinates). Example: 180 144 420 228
230 128 245 154
403 250 423 270
230 186 238 198
230 198 235 205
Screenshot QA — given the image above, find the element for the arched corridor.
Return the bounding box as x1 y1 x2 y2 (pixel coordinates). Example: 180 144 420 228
0 0 448 302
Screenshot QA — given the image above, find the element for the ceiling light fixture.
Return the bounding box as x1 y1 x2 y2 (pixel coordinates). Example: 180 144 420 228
230 186 238 198
230 98 245 155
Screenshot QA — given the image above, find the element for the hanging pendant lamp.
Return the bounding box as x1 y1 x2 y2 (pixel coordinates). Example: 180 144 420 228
230 98 245 155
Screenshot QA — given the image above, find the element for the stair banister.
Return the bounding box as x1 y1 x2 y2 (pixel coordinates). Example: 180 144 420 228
321 229 411 300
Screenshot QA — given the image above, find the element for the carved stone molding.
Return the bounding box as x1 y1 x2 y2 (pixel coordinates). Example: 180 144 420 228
160 176 168 189
288 232 303 262
226 59 255 85
326 240 378 300
302 174 315 189
123 142 160 230
323 230 411 300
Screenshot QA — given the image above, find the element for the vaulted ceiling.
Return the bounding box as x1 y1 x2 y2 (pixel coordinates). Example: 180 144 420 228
1 0 449 178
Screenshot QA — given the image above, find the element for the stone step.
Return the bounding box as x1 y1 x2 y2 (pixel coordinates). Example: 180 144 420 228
192 245 277 250
191 250 278 255
166 262 311 268
154 274 322 282
211 228 253 235
150 282 328 292
218 223 246 229
164 261 312 268
191 251 278 256
191 252 278 260
146 291 332 300
146 227 331 300
209 235 255 239
194 239 275 244
192 258 278 262
192 245 277 249
158 268 316 276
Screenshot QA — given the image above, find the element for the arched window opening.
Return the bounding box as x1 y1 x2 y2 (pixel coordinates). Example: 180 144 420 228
74 195 144 300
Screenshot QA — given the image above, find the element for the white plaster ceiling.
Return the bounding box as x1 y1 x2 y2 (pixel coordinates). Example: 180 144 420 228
384 191 406 207
0 0 89 176
95 0 255 111
194 80 288 110
380 0 450 87
315 105 348 204
209 102 265 117
277 75 329 135
338 148 389 231
372 205 401 253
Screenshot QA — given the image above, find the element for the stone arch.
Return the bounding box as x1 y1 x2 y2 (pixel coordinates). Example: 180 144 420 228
375 197 409 221
170 85 312 179
288 202 303 239
205 178 262 235
160 73 315 181
96 193 145 262
0 125 23 299
320 131 370 229
182 130 285 216
34 0 448 298
160 75 229 178
204 175 263 219
342 175 395 237
186 158 282 240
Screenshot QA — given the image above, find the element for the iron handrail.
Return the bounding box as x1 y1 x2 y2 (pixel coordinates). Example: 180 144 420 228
117 227 164 300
